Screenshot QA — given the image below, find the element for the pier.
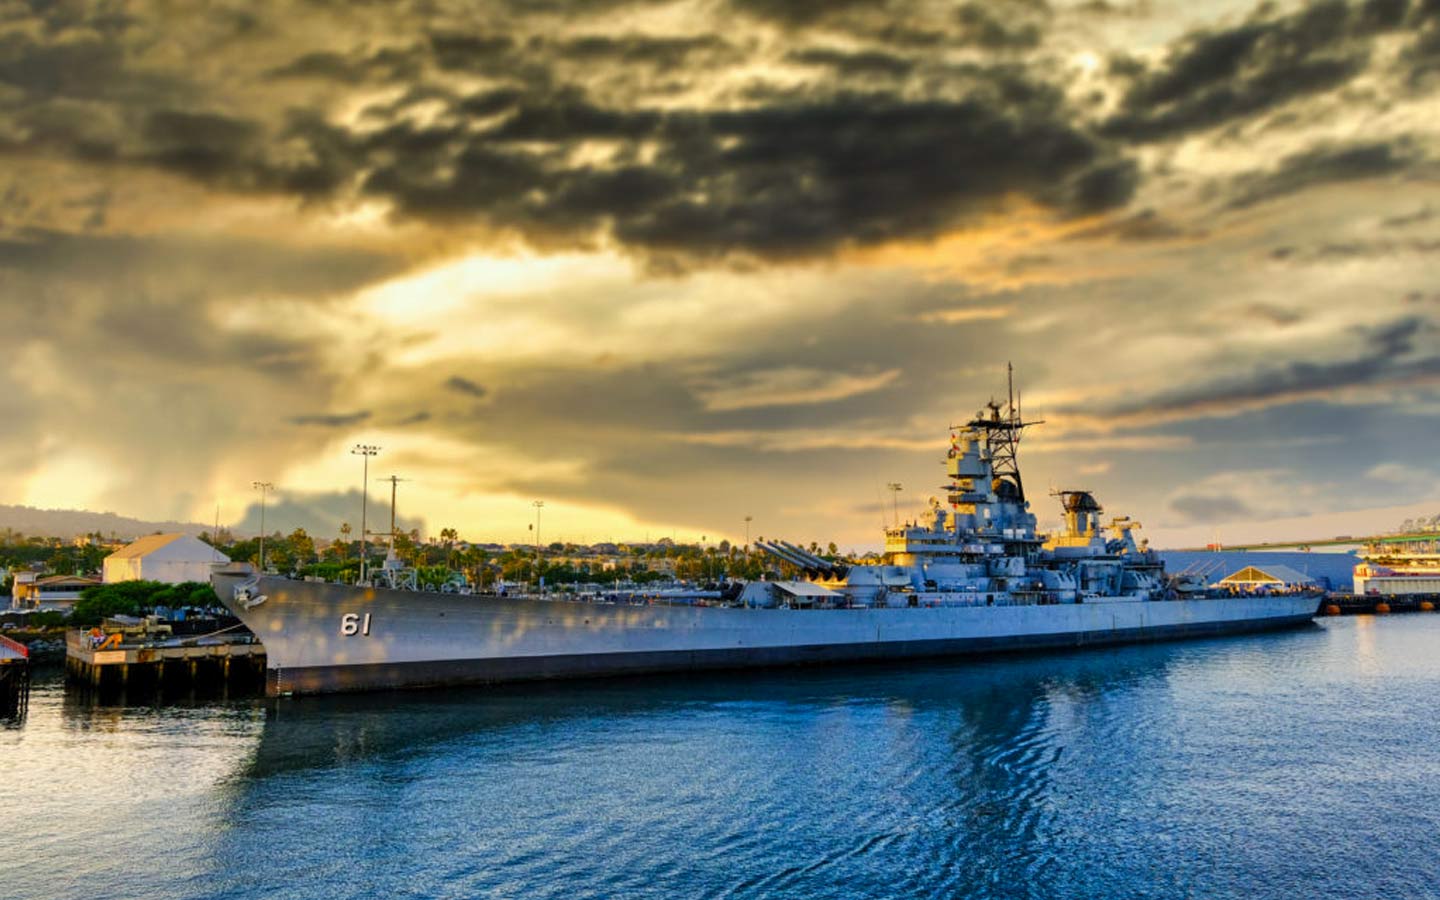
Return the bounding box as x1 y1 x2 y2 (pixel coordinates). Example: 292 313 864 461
1 634 31 718
1321 594 1440 616
65 629 266 694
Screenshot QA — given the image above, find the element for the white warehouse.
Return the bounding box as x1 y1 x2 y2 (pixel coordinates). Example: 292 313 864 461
103 534 230 584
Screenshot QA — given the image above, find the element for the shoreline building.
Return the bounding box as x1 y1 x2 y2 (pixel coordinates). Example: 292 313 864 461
103 534 230 584
10 573 102 611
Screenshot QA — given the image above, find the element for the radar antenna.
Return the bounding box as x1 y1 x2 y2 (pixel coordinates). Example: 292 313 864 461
963 362 1044 502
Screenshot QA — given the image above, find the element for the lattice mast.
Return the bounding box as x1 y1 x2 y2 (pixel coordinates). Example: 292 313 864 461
964 363 1043 503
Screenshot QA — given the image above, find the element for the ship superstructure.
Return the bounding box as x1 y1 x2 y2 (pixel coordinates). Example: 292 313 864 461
214 374 1319 697
745 384 1163 610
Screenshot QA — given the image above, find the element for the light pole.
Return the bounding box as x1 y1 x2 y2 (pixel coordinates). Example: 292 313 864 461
532 500 545 592
887 482 903 526
352 444 380 584
252 482 273 571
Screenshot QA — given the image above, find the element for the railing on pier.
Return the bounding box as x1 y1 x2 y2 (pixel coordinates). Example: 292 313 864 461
0 634 29 661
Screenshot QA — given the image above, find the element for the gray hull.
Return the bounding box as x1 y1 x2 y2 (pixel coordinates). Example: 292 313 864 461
214 574 1319 697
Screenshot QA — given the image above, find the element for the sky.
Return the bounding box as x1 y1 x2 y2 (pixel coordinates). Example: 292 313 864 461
1 0 1438 551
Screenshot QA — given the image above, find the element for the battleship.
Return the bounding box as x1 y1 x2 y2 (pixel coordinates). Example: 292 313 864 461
214 377 1320 697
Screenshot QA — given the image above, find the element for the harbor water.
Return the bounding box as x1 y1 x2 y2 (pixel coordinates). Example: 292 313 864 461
4 615 1439 900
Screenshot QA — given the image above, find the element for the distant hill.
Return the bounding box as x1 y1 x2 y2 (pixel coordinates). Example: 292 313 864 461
0 504 211 541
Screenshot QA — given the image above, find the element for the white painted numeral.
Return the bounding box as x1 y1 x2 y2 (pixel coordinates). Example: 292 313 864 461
340 613 372 637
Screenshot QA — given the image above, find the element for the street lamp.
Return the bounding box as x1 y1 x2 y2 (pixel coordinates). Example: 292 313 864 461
887 482 903 526
252 482 274 571
352 444 380 584
533 500 545 592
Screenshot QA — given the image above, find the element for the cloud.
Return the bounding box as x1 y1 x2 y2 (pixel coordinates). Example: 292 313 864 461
445 376 489 399
916 306 1015 323
233 489 424 537
786 48 916 78
693 367 902 412
1169 493 1255 523
1074 316 1440 424
1224 139 1422 209
1367 461 1431 481
351 86 1138 266
0 1 1144 270
1103 0 1407 142
288 411 373 427
1165 470 1320 525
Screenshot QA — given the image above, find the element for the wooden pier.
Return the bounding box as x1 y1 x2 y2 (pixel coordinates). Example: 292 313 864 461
65 630 266 693
1 634 31 718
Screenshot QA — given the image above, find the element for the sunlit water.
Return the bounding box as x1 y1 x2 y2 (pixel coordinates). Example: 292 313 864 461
4 615 1440 900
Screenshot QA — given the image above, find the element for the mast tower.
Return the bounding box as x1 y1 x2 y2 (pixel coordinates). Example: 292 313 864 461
962 363 1043 503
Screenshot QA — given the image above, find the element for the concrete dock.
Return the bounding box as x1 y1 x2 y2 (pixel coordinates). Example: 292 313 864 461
65 629 266 693
1322 593 1440 615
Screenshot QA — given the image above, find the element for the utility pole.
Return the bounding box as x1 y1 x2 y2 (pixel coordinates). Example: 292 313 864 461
377 475 409 557
887 482 903 526
252 482 273 571
351 445 380 584
533 500 545 592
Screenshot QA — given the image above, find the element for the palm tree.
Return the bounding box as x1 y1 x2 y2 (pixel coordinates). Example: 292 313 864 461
440 527 459 567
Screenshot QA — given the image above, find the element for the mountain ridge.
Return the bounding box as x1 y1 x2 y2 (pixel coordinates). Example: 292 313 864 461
0 504 212 540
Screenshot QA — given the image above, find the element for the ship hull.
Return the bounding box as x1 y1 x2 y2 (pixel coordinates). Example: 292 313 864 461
215 574 1319 697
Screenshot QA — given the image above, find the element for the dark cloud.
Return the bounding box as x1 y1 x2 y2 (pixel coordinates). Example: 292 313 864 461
289 411 373 427
1168 493 1255 523
233 490 423 538
396 411 433 425
954 2 1046 51
266 46 422 84
346 80 1137 263
1224 139 1420 209
1268 237 1440 262
1404 0 1440 82
1241 304 1306 327
445 376 488 399
556 34 734 70
1103 0 1407 142
0 0 1151 270
726 0 880 26
428 31 516 72
0 228 400 298
1380 205 1436 228
786 48 916 78
1083 316 1440 421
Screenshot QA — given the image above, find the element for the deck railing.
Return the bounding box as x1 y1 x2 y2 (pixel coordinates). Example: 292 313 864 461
0 634 30 659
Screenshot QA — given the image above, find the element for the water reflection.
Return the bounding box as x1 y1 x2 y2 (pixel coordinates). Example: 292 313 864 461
241 644 1176 780
210 642 1209 900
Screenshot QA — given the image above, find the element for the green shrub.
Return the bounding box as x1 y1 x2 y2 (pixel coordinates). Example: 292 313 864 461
71 580 221 627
